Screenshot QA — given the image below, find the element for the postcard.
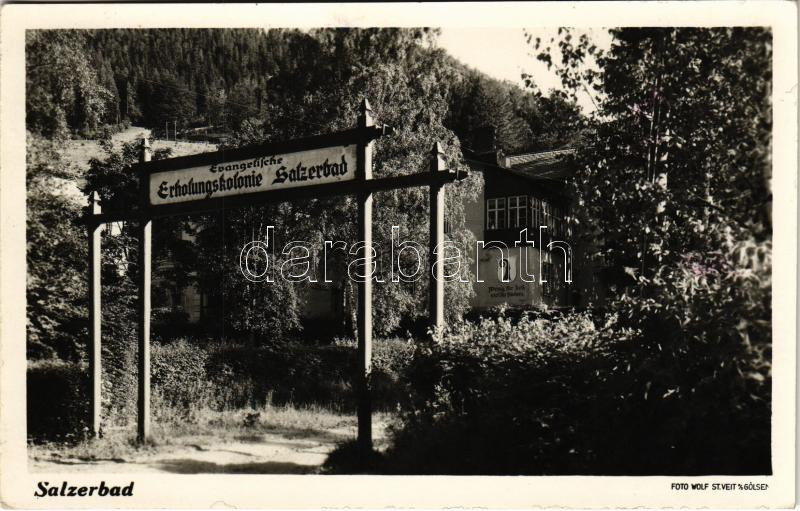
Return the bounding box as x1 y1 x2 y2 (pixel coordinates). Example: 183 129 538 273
0 2 796 508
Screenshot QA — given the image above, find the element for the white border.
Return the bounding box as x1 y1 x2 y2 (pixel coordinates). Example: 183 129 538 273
1 2 796 508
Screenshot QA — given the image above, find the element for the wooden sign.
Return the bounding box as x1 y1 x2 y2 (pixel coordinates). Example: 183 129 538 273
149 144 357 205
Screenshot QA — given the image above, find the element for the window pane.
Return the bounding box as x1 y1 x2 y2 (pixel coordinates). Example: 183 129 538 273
545 201 550 231
531 197 540 229
508 195 526 228
487 198 507 230
521 198 528 227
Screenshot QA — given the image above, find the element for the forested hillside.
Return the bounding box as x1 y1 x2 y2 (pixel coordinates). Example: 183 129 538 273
27 28 581 152
26 28 583 360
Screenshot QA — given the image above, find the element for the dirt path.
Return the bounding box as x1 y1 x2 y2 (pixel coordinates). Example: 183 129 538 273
30 421 388 474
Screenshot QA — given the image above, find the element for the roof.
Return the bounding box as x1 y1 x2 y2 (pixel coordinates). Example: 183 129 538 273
502 148 575 181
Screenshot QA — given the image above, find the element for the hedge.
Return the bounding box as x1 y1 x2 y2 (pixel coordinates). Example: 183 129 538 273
375 310 771 475
27 336 414 441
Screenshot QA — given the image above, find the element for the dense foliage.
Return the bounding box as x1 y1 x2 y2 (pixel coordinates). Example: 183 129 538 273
539 27 773 470
372 303 769 475
355 27 773 475
27 337 413 440
26 32 113 139
533 27 772 290
28 28 579 152
27 360 90 441
26 135 88 360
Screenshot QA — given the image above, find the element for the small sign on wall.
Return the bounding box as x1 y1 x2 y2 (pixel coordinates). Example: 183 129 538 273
487 283 527 300
486 254 528 302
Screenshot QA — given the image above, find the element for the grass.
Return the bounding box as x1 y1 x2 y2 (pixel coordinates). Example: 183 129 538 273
59 126 217 172
153 402 362 440
29 402 395 467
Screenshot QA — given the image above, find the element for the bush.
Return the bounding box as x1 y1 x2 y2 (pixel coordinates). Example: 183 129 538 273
27 360 89 441
204 337 414 412
380 299 770 475
28 335 416 440
98 290 138 429
607 235 772 474
332 337 415 409
151 338 217 422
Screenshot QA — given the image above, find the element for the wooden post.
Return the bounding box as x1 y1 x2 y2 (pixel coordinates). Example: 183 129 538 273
429 142 447 334
88 192 102 437
137 138 152 443
356 99 374 452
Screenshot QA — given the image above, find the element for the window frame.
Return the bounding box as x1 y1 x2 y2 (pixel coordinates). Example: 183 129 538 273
531 197 542 230
552 204 563 238
486 197 507 231
507 195 528 229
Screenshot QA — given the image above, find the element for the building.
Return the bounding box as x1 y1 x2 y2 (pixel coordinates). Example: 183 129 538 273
463 140 578 310
159 135 599 325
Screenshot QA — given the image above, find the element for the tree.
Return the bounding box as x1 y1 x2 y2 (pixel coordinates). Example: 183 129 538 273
224 78 261 130
26 31 109 138
515 90 584 150
190 28 482 340
446 70 532 153
531 27 772 470
205 87 227 128
146 74 196 129
531 28 771 278
26 134 88 360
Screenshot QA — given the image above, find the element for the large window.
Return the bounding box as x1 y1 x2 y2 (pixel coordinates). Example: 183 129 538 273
486 198 506 230
508 195 528 229
552 205 563 238
531 197 542 230
489 195 569 236
534 198 553 232
531 198 568 239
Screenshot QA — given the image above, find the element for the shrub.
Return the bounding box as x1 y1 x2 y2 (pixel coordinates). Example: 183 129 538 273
29 335 417 440
607 235 772 474
204 340 348 410
333 337 415 410
205 337 414 412
380 297 770 475
27 360 89 441
98 290 138 428
86 336 416 431
151 338 217 422
382 311 619 474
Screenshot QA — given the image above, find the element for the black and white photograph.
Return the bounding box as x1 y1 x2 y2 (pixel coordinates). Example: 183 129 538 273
0 2 796 508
